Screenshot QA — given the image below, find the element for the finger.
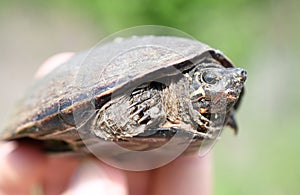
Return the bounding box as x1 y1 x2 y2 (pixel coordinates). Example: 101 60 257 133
151 154 212 195
126 171 151 195
42 154 81 195
35 52 74 79
63 160 128 195
0 141 46 194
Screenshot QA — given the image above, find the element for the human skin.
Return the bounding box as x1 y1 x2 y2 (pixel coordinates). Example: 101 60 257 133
0 53 212 195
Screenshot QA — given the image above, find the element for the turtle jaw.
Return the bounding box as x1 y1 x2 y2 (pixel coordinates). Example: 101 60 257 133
223 68 247 110
161 121 213 139
195 87 243 114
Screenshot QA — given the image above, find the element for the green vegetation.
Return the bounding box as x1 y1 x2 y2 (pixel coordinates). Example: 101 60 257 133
77 1 266 65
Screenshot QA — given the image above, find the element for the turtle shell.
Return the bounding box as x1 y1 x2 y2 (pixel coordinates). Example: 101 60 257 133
0 36 239 153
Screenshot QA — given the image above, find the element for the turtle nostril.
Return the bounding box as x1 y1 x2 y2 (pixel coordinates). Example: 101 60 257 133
239 69 247 82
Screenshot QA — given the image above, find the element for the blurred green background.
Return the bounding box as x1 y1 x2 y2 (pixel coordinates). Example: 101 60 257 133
0 0 299 194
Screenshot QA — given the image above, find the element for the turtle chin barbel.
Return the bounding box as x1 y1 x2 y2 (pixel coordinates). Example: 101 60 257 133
0 36 246 156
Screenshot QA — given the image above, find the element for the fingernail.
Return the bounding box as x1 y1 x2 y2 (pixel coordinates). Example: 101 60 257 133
35 52 74 79
0 141 18 158
63 160 108 195
0 142 18 185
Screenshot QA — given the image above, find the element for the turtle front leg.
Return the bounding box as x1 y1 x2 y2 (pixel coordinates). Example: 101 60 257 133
93 83 167 140
129 84 166 127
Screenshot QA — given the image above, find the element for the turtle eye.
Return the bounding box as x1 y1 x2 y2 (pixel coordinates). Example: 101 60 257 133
200 71 219 84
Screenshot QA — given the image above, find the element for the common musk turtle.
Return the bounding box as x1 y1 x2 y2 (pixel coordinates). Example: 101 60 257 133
0 36 247 156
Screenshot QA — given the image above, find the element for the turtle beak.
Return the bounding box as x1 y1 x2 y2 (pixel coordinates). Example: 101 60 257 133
228 68 247 93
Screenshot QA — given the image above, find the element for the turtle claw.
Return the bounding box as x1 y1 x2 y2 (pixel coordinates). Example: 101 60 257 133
128 83 162 125
131 88 145 95
199 114 210 123
138 114 150 124
130 104 147 119
128 101 139 109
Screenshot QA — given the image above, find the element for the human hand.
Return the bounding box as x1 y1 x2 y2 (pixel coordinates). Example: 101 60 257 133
0 53 212 195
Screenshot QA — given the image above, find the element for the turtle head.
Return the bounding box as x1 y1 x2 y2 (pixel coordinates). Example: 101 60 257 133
187 63 247 115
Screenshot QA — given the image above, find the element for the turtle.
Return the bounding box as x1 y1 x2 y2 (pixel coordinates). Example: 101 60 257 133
0 36 247 156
